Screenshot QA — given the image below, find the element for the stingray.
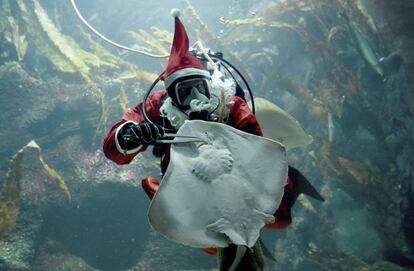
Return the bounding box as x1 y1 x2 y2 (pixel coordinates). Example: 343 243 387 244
249 97 313 149
148 120 288 248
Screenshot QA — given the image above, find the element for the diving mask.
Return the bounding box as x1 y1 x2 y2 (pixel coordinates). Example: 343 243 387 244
174 78 211 106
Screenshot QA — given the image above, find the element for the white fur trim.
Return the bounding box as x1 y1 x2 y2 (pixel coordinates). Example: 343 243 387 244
160 97 188 128
170 8 181 17
164 68 210 88
115 121 144 155
210 69 236 105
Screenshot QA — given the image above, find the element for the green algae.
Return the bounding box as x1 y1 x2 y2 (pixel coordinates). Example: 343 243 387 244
0 140 71 239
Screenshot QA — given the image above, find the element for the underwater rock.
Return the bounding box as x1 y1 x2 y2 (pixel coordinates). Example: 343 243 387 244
0 62 52 155
306 248 408 271
0 0 412 270
0 207 42 271
35 180 151 271
0 60 103 166
33 252 97 271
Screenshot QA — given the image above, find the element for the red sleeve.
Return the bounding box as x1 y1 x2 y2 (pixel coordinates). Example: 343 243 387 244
102 90 167 164
227 96 263 136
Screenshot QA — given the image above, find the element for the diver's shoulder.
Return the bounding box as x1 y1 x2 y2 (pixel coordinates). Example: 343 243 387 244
230 95 246 103
229 95 249 108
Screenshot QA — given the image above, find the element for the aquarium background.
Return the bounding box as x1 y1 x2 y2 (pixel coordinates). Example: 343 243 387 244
0 0 413 270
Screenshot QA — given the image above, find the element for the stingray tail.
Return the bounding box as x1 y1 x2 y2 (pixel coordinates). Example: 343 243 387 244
289 166 325 202
259 238 277 263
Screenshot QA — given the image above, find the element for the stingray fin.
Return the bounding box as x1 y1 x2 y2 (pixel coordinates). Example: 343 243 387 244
249 98 313 149
289 166 325 202
259 237 278 263
252 209 275 224
206 218 230 233
229 246 247 271
206 219 247 246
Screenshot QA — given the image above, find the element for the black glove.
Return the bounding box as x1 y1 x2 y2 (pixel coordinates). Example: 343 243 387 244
119 122 165 149
188 110 210 121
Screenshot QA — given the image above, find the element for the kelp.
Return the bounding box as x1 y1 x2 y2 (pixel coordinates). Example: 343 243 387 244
277 78 326 116
80 30 159 85
0 200 19 239
319 140 343 176
16 0 76 73
150 26 173 45
115 70 158 85
22 141 70 202
83 27 158 82
6 16 27 61
40 160 71 203
221 17 299 30
319 141 382 187
337 157 381 187
0 140 70 239
129 29 169 56
31 0 106 104
182 0 254 84
15 0 108 144
33 1 116 71
222 17 359 96
182 0 216 44
100 96 121 131
1 1 27 61
317 79 347 117
337 157 367 184
263 1 306 16
80 30 125 68
101 87 131 122
119 87 130 113
0 145 23 239
280 0 313 12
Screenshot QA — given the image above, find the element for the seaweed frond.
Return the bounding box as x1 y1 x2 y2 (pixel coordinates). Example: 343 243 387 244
129 29 169 56
222 16 359 95
0 140 71 238
119 87 130 113
6 16 28 61
150 26 173 45
182 0 216 44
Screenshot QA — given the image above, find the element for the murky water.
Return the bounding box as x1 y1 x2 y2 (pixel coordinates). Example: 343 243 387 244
0 0 413 270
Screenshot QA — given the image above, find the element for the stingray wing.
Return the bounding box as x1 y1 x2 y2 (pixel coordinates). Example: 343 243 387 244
250 97 313 149
148 120 288 248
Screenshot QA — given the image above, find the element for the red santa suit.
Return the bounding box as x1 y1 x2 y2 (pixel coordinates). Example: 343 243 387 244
102 9 296 256
102 90 294 231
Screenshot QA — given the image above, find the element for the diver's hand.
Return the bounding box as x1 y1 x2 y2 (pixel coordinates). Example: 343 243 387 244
122 122 165 145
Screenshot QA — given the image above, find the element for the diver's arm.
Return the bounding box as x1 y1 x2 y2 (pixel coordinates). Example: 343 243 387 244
103 120 142 165
103 90 167 164
228 96 263 136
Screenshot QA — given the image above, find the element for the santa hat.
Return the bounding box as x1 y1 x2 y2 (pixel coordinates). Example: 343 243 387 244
161 9 210 88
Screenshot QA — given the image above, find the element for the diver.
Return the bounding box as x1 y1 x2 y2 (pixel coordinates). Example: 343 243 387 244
103 9 323 269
